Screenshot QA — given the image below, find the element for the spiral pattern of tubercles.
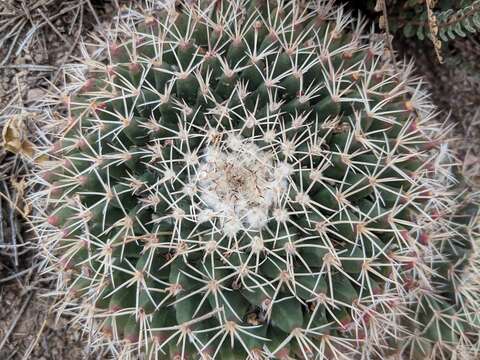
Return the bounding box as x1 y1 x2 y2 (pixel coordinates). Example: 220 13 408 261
35 0 480 359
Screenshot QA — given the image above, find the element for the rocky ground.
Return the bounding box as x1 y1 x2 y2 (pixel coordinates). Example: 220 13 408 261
0 1 479 359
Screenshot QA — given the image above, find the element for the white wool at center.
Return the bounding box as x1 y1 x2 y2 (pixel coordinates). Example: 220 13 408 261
195 141 289 236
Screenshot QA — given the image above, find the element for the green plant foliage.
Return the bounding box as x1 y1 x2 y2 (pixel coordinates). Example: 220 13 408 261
366 0 480 42
33 0 480 359
435 1 480 41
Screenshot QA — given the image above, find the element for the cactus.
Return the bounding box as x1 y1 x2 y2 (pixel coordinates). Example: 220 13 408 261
34 0 480 359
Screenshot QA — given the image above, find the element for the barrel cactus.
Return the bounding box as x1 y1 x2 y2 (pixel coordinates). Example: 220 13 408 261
35 0 480 359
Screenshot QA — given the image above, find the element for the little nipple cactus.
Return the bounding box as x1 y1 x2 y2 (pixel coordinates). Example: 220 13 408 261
35 0 480 359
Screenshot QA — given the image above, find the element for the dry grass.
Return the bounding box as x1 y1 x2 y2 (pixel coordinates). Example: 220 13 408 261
0 0 106 66
0 1 118 358
0 0 120 268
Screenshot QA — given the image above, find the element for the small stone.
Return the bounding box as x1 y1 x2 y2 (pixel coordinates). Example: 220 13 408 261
14 56 26 65
26 88 44 103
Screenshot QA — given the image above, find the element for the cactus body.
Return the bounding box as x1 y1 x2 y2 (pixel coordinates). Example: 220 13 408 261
36 0 480 359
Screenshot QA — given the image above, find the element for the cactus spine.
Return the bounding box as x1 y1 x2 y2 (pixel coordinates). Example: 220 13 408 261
34 0 480 359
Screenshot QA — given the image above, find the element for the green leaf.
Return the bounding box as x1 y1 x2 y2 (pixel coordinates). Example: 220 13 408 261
416 25 426 40
447 26 457 40
454 22 467 37
472 12 480 28
403 23 416 38
462 17 477 33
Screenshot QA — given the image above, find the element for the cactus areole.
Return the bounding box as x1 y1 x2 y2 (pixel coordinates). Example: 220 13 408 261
39 0 480 359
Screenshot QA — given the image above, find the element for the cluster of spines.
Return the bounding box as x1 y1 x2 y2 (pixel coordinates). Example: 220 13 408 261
30 0 480 359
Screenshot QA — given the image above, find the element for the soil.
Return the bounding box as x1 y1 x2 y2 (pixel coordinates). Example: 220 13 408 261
0 1 479 359
0 284 90 359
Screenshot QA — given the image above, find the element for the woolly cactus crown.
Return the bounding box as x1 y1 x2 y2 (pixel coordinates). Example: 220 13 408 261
36 0 480 359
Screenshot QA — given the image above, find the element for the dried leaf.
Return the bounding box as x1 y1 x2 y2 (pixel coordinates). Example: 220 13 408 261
379 15 386 29
23 201 32 217
35 153 49 165
11 177 26 198
2 114 35 158
425 0 444 63
11 177 27 213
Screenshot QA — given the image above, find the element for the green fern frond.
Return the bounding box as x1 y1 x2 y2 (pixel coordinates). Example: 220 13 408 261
397 0 480 42
437 1 480 40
